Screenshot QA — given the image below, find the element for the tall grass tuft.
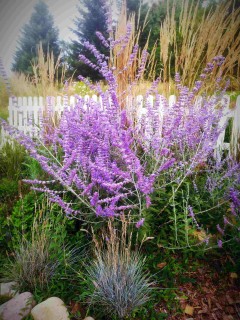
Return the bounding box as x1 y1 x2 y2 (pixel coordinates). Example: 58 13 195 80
31 42 68 97
1 199 80 293
86 217 153 319
160 0 240 90
10 42 68 98
110 0 157 104
10 73 39 97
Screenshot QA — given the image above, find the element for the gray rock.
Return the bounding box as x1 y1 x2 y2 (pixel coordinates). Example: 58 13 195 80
84 317 95 320
31 297 70 320
0 282 17 296
0 292 35 320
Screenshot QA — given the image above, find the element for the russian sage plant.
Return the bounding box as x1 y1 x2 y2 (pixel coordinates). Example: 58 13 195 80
0 5 238 230
2 28 232 226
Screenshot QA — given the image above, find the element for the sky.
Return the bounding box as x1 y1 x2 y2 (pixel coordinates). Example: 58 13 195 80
0 0 79 75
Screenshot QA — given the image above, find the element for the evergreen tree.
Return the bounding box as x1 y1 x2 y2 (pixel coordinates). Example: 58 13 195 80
12 0 60 75
69 0 108 80
126 0 144 15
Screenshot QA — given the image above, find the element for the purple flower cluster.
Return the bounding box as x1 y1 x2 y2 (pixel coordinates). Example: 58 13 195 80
188 206 200 229
229 187 240 216
137 59 227 172
136 218 145 228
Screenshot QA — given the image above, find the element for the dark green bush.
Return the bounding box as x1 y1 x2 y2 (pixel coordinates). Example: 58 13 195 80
142 165 236 251
0 141 26 181
0 178 18 202
0 191 87 250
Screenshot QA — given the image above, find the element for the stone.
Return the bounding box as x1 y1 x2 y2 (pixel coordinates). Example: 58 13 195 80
31 297 70 320
0 292 35 320
84 317 95 320
0 282 17 296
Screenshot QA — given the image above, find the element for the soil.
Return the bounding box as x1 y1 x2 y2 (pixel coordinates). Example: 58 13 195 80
157 258 240 320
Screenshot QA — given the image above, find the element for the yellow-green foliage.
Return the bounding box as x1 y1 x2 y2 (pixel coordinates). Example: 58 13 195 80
0 78 9 120
73 81 95 96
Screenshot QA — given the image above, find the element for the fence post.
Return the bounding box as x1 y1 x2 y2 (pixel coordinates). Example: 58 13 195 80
232 95 240 158
8 96 13 125
214 95 231 160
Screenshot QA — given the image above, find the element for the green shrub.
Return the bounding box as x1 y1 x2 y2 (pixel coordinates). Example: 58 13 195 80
22 156 47 181
143 167 235 250
0 191 85 250
0 191 39 251
0 141 26 181
0 178 20 249
0 178 18 202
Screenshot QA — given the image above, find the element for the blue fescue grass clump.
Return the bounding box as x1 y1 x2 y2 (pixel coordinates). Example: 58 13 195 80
87 250 152 318
86 220 153 319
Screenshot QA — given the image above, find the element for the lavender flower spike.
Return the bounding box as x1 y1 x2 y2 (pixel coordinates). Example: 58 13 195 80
136 218 145 229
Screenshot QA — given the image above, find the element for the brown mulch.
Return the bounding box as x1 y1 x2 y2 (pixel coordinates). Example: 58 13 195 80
157 260 240 320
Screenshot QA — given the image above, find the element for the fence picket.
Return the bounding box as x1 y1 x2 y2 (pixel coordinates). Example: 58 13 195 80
232 95 240 157
169 95 176 107
214 95 232 160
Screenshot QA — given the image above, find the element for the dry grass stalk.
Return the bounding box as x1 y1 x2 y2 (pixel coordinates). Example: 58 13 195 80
159 0 176 83
10 42 70 98
92 216 133 265
0 77 10 118
160 0 240 90
32 43 71 130
10 73 39 96
110 0 156 106
8 45 67 134
31 42 68 97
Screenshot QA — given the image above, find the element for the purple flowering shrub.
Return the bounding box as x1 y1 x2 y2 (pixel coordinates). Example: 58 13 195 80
0 58 229 221
1 14 239 249
0 95 174 219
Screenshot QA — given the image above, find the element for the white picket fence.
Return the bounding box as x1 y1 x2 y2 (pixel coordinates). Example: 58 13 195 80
1 94 240 159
